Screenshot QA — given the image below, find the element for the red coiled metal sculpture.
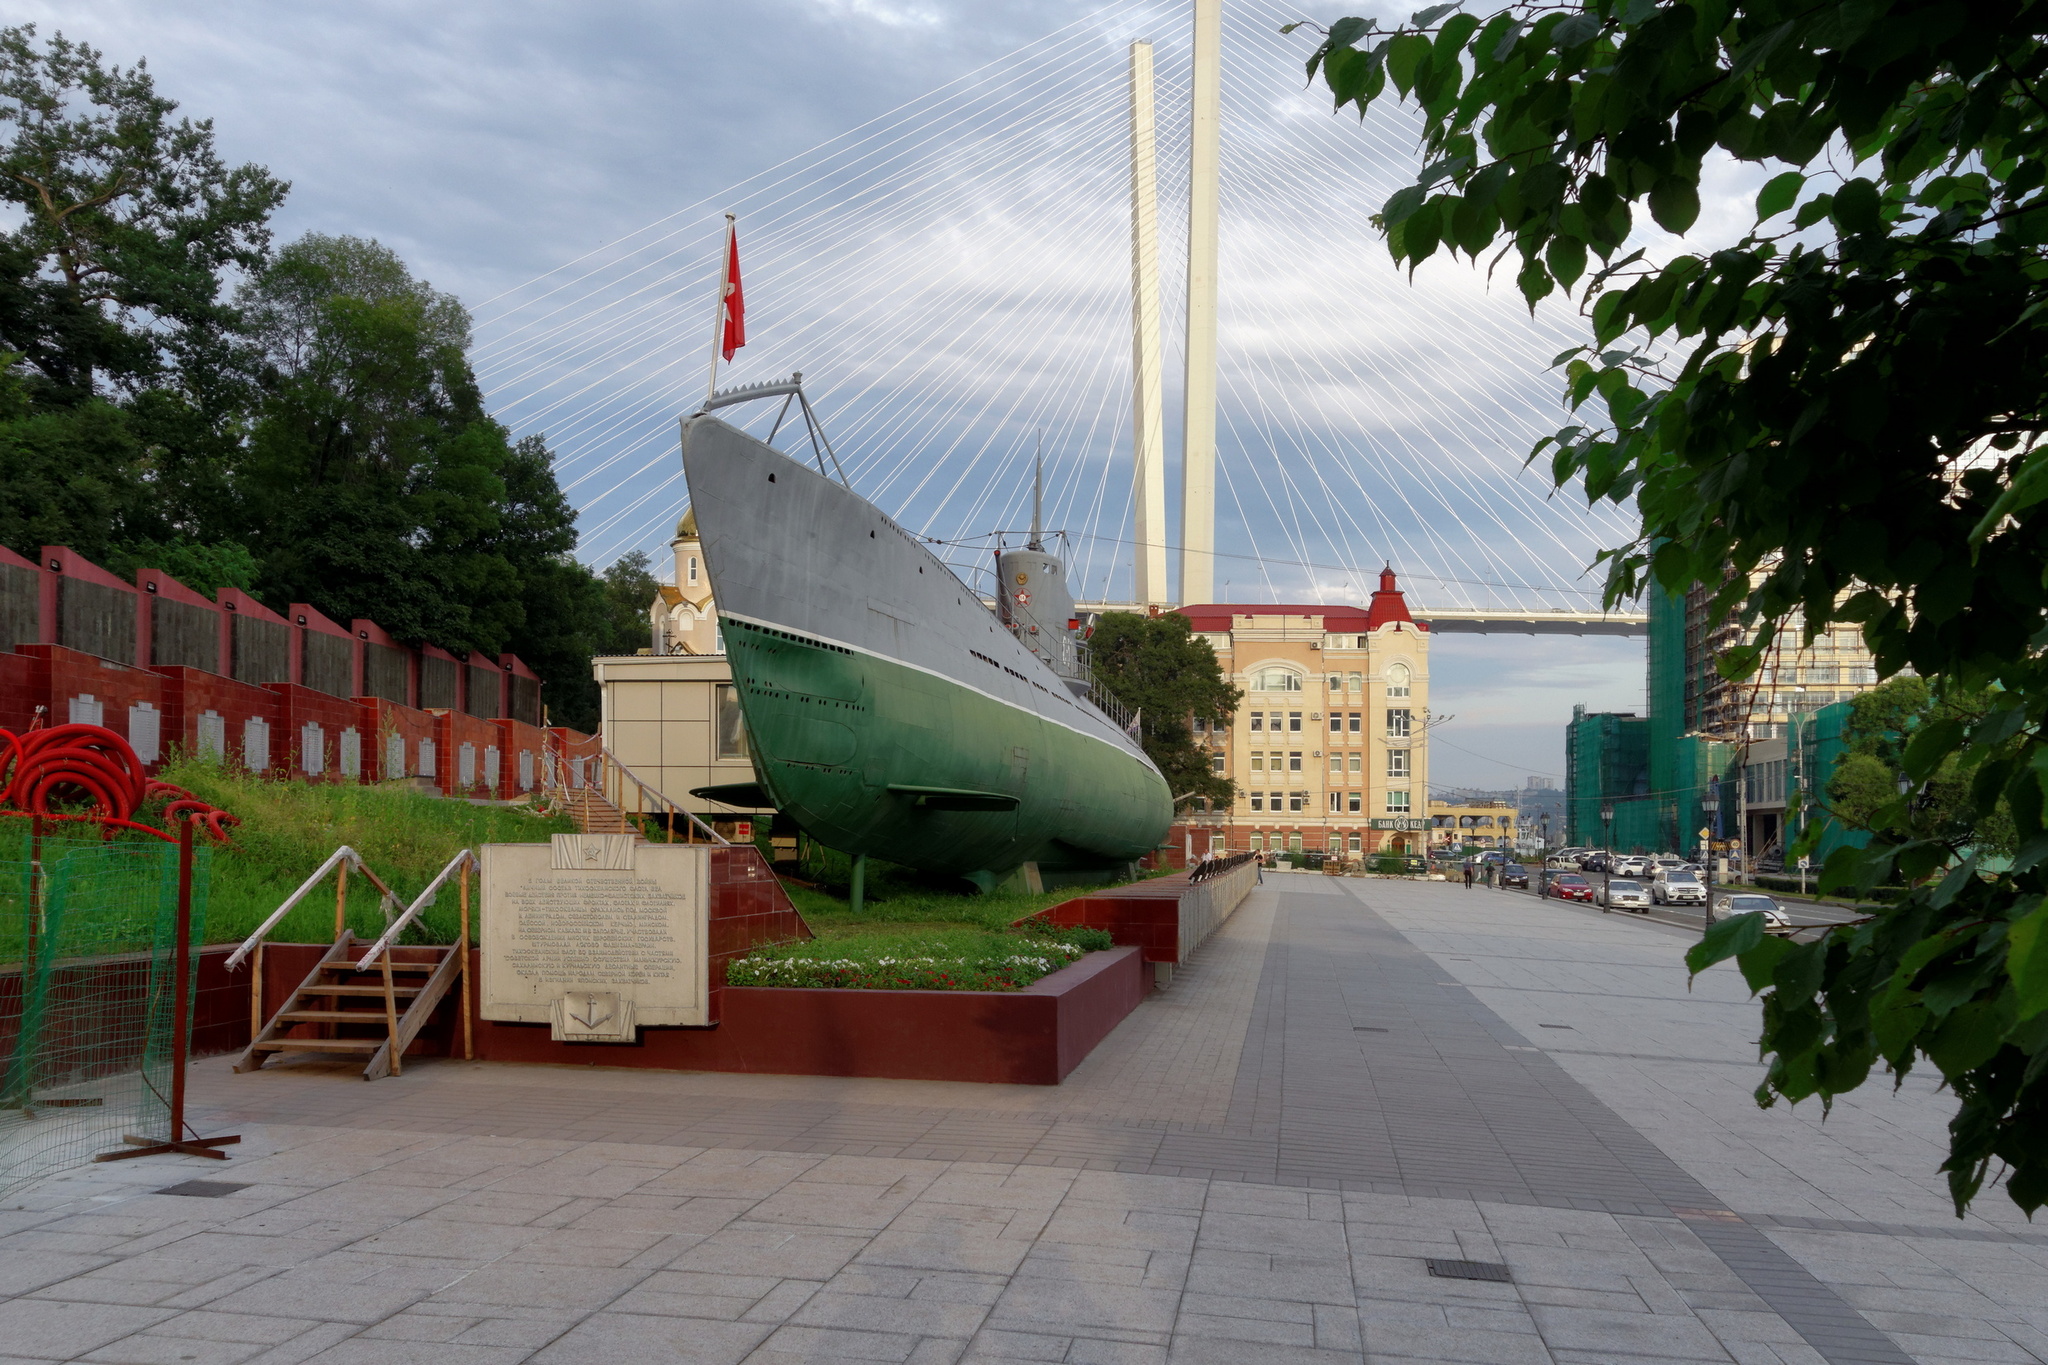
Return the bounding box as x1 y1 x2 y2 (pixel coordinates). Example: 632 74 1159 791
0 723 237 841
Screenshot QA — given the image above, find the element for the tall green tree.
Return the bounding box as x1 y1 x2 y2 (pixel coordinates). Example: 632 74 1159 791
238 233 608 726
599 551 662 656
0 24 286 563
1290 0 2048 1212
1089 612 1241 810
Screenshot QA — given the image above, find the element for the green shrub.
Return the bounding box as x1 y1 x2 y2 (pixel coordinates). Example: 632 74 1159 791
1013 917 1115 952
725 929 1088 991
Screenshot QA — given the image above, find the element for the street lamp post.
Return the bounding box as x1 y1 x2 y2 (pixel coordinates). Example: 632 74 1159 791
1600 801 1614 907
1700 783 1721 937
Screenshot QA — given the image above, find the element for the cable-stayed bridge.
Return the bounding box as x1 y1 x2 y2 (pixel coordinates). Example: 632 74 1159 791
470 0 1646 633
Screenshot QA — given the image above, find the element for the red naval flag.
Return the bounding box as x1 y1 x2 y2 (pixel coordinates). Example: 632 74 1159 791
721 223 746 361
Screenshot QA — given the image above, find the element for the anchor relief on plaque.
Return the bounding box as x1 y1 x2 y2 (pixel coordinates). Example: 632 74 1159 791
551 990 637 1043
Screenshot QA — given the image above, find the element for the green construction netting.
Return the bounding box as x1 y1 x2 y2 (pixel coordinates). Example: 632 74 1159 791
0 835 209 1200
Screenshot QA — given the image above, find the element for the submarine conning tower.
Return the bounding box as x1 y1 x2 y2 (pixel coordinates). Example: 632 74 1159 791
997 544 1085 687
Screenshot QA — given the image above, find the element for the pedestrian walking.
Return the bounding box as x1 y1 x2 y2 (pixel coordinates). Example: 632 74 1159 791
1483 861 1496 889
1463 861 1475 889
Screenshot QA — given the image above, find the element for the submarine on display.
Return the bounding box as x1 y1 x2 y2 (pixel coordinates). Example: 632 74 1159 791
680 374 1173 900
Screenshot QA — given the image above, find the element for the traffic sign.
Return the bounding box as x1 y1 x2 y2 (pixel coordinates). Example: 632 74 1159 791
1696 827 1710 839
1797 856 1810 870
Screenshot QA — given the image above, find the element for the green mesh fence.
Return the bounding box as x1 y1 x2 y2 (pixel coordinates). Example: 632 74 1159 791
0 836 208 1199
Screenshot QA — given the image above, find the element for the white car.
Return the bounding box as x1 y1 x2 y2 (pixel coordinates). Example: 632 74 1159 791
1711 893 1792 934
1602 879 1651 912
1652 870 1707 906
1615 855 1653 877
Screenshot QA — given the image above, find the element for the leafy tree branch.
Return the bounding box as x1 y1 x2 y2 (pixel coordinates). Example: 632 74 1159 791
1290 0 2048 1214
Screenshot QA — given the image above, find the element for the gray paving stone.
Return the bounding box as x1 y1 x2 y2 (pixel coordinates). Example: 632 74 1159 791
749 1321 924 1361
529 1310 771 1364
791 1288 989 1337
299 1341 533 1365
988 1277 1180 1336
959 1328 1070 1362
666 1227 868 1279
0 1299 177 1357
143 1312 325 1347
1359 1319 1556 1364
1165 1336 1362 1363
80 1335 273 1365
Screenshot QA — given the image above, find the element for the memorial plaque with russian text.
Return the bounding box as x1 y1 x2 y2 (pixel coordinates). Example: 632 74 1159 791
479 836 710 1027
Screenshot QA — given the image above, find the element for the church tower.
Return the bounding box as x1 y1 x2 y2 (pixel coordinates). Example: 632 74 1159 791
650 508 721 654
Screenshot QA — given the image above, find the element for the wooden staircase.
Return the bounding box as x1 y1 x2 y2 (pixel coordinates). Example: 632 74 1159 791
563 785 640 837
234 933 465 1081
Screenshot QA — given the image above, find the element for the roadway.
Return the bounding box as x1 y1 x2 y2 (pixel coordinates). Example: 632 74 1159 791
1485 872 1870 942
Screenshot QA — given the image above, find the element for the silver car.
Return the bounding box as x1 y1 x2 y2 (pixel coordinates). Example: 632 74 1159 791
1652 870 1707 905
1602 879 1651 912
1711 893 1792 934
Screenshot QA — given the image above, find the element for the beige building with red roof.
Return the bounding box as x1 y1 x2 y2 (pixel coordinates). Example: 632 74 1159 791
1172 568 1431 861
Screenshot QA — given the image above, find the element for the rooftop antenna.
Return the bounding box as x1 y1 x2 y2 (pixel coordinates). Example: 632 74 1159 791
1029 431 1044 551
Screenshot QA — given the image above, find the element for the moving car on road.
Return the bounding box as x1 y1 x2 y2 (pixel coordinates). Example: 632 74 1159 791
1500 863 1530 889
1549 872 1595 902
1710 893 1792 935
1652 869 1708 906
1602 879 1651 912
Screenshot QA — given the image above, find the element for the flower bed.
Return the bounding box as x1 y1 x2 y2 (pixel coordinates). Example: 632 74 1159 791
724 927 1112 991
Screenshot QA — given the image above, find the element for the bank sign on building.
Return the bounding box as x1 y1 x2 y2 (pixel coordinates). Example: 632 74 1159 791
1174 569 1430 859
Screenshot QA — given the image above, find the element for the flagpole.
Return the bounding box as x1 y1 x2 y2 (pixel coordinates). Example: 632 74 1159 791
705 212 735 406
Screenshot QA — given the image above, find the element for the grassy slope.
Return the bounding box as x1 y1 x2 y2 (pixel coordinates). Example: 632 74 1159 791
156 760 575 945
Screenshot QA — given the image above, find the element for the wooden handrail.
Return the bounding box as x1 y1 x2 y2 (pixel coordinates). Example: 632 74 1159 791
353 848 478 971
226 846 402 971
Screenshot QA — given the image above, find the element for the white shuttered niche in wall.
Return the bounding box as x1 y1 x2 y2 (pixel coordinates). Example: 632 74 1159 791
127 702 160 764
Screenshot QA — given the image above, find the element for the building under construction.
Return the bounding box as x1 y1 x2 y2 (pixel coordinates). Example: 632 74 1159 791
1567 579 1887 864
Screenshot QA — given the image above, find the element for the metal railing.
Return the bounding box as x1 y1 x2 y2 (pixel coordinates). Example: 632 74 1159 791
536 732 731 845
1088 676 1140 738
593 745 732 844
1189 850 1260 884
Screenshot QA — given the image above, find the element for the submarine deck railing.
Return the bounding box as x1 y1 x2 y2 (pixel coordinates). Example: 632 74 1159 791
537 736 730 845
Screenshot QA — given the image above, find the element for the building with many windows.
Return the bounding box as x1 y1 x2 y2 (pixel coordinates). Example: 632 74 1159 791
1171 568 1431 859
1427 799 1517 854
1566 575 1896 865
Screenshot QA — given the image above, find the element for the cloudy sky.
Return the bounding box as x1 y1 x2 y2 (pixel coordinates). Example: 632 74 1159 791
21 0 1650 786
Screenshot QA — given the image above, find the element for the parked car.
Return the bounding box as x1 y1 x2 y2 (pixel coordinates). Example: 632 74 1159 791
1652 869 1708 905
1500 863 1530 889
1710 893 1792 934
1614 855 1653 877
1403 854 1428 874
1549 872 1595 902
1602 878 1651 912
1580 851 1610 872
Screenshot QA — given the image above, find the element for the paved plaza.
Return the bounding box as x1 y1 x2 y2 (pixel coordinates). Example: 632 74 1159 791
2 877 2043 1364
